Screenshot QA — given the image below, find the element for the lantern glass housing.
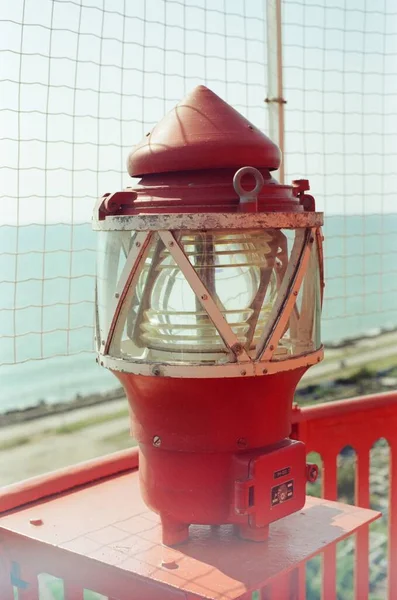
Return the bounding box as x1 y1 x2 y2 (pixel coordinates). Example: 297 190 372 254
96 226 321 365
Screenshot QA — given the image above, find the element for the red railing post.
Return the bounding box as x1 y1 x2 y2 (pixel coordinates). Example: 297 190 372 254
297 561 306 599
321 449 338 600
355 444 370 600
388 442 397 600
263 571 293 599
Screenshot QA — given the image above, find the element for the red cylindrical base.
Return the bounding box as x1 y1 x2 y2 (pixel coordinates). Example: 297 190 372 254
114 369 307 545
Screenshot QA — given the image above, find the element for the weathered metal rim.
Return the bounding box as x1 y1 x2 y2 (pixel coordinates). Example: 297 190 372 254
98 346 324 378
93 211 324 231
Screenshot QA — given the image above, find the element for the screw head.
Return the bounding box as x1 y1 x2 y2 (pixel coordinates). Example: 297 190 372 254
240 369 246 376
168 241 174 247
269 345 274 351
293 290 298 296
115 292 120 298
262 368 268 374
201 294 208 301
135 241 141 247
153 435 161 447
152 366 161 376
237 438 247 449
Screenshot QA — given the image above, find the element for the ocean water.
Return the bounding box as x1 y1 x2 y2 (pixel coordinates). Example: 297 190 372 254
1 215 397 413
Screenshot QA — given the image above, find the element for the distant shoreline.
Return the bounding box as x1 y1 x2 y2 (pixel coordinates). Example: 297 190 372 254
1 325 397 428
325 326 397 348
0 386 126 428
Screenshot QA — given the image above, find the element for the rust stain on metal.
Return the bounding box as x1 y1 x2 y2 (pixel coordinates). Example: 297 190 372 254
93 211 324 231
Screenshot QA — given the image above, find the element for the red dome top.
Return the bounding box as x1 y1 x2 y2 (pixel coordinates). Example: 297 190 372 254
128 86 281 177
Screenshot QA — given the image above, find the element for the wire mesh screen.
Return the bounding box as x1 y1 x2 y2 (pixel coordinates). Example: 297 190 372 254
283 0 397 343
0 0 267 372
1 0 397 410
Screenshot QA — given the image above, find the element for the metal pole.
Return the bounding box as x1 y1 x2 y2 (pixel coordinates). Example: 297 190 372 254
266 0 285 184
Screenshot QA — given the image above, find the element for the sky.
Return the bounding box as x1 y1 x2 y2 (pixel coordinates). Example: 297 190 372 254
1 0 397 225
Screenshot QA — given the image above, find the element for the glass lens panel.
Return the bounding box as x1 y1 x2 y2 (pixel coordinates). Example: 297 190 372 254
182 230 282 354
274 235 322 359
96 230 135 347
111 233 230 363
106 228 321 365
250 228 297 353
109 229 303 364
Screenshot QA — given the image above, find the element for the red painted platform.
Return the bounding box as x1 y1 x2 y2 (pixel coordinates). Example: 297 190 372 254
0 465 380 599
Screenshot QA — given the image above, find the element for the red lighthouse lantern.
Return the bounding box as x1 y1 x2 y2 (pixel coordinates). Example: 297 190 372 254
93 86 324 545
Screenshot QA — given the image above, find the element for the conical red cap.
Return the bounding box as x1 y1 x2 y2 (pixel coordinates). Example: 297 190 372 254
128 86 281 177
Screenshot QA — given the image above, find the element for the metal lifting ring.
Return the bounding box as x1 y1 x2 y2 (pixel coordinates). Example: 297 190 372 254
233 166 264 209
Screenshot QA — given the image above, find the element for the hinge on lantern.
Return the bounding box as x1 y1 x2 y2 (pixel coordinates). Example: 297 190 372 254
235 479 255 515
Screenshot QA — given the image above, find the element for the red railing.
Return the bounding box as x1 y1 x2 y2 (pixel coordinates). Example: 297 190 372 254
1 391 396 599
292 390 397 600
